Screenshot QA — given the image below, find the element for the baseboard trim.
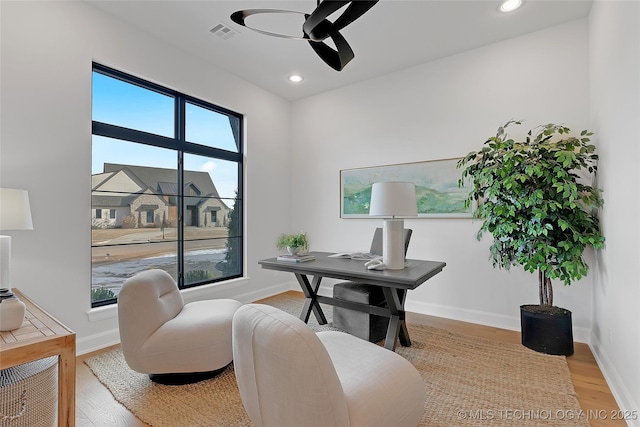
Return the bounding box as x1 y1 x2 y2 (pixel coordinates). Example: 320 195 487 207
404 299 590 344
589 333 640 427
77 329 121 356
321 282 591 343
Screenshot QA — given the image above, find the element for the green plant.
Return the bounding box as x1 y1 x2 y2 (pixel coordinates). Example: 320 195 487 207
185 269 216 283
276 232 309 251
458 120 605 307
91 287 115 302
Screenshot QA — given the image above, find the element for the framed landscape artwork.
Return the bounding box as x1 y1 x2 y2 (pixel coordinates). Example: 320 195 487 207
340 158 474 218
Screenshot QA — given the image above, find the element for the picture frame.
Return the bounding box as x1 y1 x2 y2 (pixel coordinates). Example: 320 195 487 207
340 158 474 218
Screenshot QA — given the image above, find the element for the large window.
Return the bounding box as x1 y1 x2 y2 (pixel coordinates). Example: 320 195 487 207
91 63 243 307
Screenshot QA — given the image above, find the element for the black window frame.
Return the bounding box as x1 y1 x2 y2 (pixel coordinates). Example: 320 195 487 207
91 62 244 308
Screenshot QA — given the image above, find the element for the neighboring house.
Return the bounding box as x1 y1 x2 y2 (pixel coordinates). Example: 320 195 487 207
91 163 230 229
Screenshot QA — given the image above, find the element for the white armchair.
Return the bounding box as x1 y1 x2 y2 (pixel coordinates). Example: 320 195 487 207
117 269 241 384
232 303 426 427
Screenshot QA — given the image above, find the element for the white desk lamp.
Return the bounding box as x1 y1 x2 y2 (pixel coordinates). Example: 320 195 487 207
369 182 417 270
0 188 34 289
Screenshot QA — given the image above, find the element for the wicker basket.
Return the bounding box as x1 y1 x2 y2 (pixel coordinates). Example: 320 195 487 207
0 356 57 426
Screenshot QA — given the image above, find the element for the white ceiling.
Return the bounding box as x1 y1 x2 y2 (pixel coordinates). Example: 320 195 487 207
86 0 593 101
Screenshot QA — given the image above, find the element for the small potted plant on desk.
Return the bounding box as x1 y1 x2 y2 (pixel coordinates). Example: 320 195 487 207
458 120 605 355
277 232 309 255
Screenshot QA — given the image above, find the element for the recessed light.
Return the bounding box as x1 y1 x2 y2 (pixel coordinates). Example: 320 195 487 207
500 0 522 12
288 74 304 83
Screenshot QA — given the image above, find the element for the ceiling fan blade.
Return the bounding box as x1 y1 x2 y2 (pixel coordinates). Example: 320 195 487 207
332 1 379 32
231 9 310 39
308 26 354 71
304 1 348 41
303 0 378 42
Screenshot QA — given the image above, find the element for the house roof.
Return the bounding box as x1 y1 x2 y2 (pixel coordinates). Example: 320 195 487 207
92 168 149 194
157 181 178 195
97 163 231 210
104 163 220 198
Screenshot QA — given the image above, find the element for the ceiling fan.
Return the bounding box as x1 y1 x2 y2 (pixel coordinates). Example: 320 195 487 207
230 1 379 71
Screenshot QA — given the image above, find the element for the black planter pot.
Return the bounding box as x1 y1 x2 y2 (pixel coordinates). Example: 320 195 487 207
520 305 574 356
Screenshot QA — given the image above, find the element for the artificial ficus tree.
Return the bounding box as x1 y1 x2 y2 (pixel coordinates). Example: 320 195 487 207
458 120 605 307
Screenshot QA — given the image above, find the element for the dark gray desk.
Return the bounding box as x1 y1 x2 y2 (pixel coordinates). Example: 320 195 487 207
259 251 446 350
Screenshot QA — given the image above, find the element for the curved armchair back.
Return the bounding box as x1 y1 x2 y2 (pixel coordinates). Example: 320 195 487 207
232 304 351 427
118 269 184 362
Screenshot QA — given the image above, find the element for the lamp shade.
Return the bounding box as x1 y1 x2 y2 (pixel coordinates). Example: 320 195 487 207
0 188 33 230
369 182 417 217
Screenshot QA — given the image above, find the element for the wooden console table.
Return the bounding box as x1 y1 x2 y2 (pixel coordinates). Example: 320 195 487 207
0 288 76 427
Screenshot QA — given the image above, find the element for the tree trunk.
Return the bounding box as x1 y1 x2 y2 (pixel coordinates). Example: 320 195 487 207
538 269 553 306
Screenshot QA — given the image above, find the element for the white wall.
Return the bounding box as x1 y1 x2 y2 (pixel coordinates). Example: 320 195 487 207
290 19 594 339
0 1 293 353
589 1 640 422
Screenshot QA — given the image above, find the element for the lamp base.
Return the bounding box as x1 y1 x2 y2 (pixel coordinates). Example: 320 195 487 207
382 219 405 269
0 297 26 331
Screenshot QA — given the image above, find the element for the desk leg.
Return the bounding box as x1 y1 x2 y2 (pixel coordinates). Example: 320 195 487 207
382 287 410 351
295 274 327 325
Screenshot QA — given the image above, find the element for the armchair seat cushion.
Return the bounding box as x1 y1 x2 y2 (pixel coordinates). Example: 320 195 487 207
138 299 242 374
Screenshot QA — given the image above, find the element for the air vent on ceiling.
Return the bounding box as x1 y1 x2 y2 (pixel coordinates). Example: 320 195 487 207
210 23 237 40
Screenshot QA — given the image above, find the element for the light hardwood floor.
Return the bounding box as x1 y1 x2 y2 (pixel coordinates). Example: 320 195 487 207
76 292 624 426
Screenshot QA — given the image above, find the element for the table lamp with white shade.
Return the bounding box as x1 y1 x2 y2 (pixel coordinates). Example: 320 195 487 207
0 188 33 330
368 182 417 270
0 188 34 289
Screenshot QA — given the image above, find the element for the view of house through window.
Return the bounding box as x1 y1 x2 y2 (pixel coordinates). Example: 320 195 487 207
91 63 243 307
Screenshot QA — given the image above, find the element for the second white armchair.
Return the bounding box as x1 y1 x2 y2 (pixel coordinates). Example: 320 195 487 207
232 303 426 427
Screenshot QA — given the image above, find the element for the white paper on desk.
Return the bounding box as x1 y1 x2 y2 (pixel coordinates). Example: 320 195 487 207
328 252 379 260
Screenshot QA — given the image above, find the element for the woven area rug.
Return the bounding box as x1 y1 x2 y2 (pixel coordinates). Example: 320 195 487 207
85 293 588 427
